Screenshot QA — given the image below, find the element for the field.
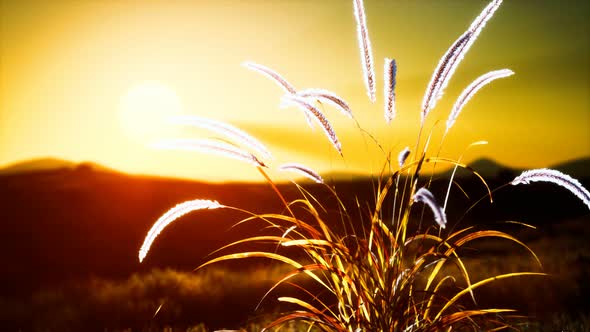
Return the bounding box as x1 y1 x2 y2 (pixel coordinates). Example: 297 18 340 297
1 162 589 331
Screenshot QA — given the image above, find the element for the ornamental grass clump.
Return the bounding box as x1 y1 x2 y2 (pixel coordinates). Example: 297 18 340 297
136 0 590 330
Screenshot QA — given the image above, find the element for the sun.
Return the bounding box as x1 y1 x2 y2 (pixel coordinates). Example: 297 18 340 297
119 81 184 144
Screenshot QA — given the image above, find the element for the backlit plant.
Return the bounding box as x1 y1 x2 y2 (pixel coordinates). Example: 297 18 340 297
136 0 590 330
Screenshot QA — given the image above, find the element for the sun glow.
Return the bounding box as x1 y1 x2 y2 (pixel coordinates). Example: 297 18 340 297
119 81 184 144
1 1 588 182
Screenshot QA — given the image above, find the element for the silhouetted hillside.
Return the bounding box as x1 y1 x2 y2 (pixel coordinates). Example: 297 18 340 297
0 157 117 176
1 158 589 329
2 158 589 286
0 157 76 175
552 157 590 178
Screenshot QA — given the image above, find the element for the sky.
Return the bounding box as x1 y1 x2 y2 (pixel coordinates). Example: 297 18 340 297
1 0 589 182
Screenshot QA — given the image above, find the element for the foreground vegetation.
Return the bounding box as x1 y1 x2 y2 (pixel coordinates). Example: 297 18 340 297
5 219 590 330
136 0 590 330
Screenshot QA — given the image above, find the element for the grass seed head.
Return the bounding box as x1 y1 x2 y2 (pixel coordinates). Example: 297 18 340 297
384 58 397 124
154 138 267 168
398 147 410 168
243 61 297 94
413 187 447 229
169 115 273 159
446 69 514 134
422 0 503 125
280 94 342 155
353 0 376 103
139 199 222 263
296 88 353 119
279 163 324 184
512 168 590 211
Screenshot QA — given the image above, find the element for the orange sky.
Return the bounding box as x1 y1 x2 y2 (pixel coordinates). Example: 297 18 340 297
1 0 589 182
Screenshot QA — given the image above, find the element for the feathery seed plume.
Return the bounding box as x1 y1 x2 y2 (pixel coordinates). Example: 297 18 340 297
139 199 222 262
468 0 504 43
281 95 342 155
421 32 471 125
279 97 315 129
384 58 398 124
243 61 297 94
511 168 590 211
154 138 266 167
398 147 410 168
413 187 447 228
297 88 353 119
352 0 376 103
279 163 324 184
446 69 513 134
169 115 273 159
421 0 503 125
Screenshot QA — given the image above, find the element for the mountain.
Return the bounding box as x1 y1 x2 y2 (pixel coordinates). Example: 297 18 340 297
465 158 519 178
431 157 519 183
551 157 590 178
447 157 590 180
0 157 76 175
0 157 118 176
3 156 588 183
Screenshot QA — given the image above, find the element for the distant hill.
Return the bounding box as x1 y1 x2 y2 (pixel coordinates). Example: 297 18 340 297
0 157 117 176
447 157 590 180
0 156 588 329
2 156 588 182
0 157 76 175
465 158 518 178
0 156 588 292
551 157 590 178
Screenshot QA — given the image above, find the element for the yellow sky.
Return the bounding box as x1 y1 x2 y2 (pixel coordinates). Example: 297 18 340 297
1 0 589 182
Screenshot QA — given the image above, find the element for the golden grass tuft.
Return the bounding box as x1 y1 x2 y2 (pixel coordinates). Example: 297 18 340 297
136 0 590 330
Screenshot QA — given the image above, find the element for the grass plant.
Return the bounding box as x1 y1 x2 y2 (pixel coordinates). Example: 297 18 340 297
137 0 590 330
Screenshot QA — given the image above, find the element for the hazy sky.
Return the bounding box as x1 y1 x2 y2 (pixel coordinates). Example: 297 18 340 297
1 0 589 182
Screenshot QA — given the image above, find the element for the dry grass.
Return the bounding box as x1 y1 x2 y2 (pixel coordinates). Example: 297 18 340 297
136 0 589 331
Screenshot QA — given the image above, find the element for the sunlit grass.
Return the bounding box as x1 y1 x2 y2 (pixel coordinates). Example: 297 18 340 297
8 243 589 331
136 0 590 331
